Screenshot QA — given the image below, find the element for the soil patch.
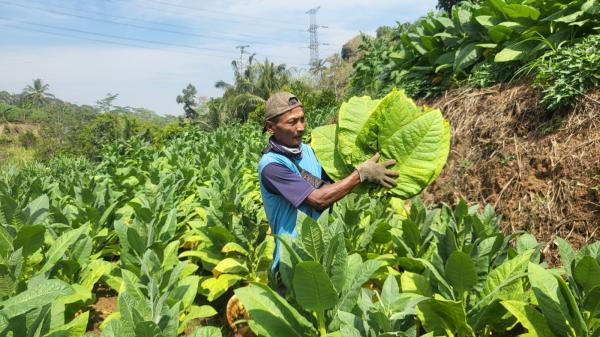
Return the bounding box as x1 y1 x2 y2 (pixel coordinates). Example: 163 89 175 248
0 122 41 136
86 285 118 336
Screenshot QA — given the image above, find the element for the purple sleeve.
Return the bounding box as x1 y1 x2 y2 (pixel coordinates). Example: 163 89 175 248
261 163 315 208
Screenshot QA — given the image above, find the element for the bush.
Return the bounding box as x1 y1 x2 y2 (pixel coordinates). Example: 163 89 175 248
399 72 447 99
534 34 600 110
156 122 185 142
283 81 338 112
18 131 37 148
34 138 61 161
247 102 265 125
78 113 121 159
0 134 12 145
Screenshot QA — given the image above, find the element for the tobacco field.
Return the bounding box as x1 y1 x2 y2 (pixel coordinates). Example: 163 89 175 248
1 110 599 336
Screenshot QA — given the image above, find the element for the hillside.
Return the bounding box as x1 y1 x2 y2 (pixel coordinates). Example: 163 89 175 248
422 83 600 256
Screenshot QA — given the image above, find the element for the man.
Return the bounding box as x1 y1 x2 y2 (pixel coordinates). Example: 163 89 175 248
258 91 399 270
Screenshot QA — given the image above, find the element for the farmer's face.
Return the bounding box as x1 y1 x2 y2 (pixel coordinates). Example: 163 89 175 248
266 106 306 147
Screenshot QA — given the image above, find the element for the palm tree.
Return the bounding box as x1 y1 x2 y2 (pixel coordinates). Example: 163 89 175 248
215 56 292 123
0 106 12 123
22 79 55 107
309 58 327 82
254 59 291 98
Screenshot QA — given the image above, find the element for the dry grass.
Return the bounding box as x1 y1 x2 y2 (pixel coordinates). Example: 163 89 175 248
0 122 41 136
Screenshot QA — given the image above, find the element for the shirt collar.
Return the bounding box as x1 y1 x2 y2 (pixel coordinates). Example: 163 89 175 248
263 136 303 159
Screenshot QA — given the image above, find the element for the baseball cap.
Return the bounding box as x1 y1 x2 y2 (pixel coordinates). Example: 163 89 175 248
264 92 302 122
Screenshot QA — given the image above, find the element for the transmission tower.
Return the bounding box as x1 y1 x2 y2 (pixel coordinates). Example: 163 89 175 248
306 6 327 69
236 45 250 73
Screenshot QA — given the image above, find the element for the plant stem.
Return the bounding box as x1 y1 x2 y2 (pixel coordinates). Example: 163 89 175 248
316 310 326 336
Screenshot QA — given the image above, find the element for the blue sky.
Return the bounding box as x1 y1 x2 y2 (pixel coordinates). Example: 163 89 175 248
0 0 436 116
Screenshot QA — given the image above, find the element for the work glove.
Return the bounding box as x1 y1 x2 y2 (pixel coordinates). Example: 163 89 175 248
356 153 399 188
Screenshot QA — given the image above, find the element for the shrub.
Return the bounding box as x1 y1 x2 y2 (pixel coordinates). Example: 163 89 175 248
18 131 37 148
534 34 600 110
247 102 265 125
0 134 12 145
157 122 186 142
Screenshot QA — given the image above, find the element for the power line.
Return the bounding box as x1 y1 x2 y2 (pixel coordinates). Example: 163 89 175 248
0 21 203 56
140 0 306 29
0 0 280 46
3 0 309 46
0 17 238 55
0 19 309 66
103 0 306 33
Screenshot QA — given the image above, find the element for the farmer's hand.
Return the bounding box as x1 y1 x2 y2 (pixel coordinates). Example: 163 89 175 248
356 153 399 188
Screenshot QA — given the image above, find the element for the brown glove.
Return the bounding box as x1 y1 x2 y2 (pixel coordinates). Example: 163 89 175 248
356 153 399 188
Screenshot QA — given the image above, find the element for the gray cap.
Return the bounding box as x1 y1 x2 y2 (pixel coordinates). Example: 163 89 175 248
264 92 302 122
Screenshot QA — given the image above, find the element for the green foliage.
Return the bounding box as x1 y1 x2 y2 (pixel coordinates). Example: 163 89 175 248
79 113 122 158
437 0 471 14
533 34 600 110
285 80 338 113
75 113 170 159
347 33 401 98
17 131 37 149
232 197 597 336
0 123 269 336
235 283 318 337
0 134 10 146
246 80 339 131
247 101 266 125
156 122 186 142
350 0 600 99
466 61 519 88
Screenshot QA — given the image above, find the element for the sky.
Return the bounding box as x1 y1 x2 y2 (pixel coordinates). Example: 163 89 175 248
0 0 436 116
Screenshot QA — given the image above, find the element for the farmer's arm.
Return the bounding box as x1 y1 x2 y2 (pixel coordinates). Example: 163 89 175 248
304 171 360 211
261 163 358 211
305 153 399 211
261 154 398 212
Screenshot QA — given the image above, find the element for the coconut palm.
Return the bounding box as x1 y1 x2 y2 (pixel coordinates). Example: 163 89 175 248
309 58 327 80
22 79 55 107
0 106 12 123
215 56 291 123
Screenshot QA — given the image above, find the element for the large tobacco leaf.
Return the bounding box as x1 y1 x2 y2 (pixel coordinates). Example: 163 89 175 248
234 283 317 337
311 89 450 199
0 278 73 318
336 96 381 166
310 124 351 182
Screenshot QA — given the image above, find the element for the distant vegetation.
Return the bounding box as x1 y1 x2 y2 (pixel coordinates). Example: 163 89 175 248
0 79 181 166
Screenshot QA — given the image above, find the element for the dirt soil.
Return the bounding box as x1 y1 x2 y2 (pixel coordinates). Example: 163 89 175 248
419 82 600 262
86 285 117 336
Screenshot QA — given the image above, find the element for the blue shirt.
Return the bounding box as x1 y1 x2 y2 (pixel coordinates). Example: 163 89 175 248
258 143 326 270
